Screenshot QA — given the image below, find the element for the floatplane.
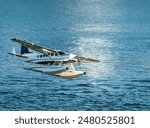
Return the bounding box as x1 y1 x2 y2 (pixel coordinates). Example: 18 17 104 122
9 38 100 78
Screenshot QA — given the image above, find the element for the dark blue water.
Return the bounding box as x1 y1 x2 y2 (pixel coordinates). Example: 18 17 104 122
0 0 150 110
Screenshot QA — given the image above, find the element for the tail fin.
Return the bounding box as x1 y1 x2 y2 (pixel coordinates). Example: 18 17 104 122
21 45 30 54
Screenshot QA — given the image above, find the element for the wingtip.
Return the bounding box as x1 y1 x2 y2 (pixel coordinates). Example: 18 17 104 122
11 38 17 41
96 60 100 62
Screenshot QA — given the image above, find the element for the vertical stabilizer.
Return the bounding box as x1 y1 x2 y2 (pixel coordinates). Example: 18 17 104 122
21 45 30 54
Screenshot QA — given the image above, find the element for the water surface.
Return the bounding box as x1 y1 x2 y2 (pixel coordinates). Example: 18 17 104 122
0 0 150 110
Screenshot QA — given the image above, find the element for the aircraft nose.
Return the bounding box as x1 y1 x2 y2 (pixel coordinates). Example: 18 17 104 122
69 53 77 60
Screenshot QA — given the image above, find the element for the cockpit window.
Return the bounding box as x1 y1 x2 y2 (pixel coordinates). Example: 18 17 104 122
58 51 65 55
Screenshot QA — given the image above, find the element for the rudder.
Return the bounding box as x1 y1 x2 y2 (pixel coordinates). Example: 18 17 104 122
21 45 30 54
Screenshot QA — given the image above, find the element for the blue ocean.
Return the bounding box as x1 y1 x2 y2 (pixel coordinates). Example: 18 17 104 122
0 0 150 110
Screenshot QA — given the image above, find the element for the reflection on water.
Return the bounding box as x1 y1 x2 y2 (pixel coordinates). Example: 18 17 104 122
72 24 127 33
72 37 115 79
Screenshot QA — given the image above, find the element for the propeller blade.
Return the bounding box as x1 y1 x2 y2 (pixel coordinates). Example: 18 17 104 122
75 56 100 62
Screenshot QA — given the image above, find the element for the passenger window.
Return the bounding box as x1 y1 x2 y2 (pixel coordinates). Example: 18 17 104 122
55 53 58 56
40 55 42 58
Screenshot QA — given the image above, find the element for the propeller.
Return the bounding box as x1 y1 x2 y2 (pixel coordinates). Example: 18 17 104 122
69 53 100 62
78 47 100 62
74 56 100 62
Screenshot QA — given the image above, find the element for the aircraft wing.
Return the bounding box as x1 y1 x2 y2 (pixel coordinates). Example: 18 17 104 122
11 38 100 62
11 38 66 55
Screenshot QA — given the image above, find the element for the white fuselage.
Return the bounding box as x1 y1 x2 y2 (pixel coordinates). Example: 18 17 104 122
9 49 78 64
24 52 71 63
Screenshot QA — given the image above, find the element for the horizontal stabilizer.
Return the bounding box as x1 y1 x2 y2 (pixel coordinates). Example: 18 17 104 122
8 52 28 58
